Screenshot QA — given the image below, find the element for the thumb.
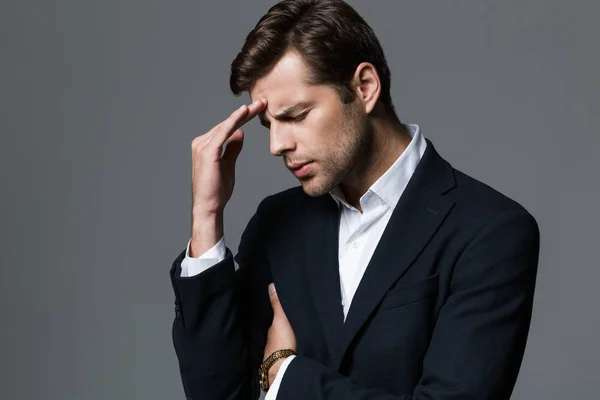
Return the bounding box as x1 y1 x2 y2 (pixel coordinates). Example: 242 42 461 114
268 283 282 313
222 129 244 164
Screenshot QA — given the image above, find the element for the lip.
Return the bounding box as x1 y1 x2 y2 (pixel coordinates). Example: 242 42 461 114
287 161 311 169
288 161 313 178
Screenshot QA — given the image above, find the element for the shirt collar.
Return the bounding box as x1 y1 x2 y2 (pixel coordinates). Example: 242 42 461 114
329 124 426 211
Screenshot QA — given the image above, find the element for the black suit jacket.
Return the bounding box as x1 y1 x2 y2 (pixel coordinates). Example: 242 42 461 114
170 139 540 400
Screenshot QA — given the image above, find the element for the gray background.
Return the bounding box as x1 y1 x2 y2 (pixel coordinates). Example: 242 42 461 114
1 0 598 399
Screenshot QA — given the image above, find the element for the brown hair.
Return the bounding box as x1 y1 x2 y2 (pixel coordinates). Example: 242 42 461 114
230 0 395 112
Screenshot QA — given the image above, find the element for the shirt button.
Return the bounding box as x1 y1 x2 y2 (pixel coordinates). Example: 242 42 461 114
352 241 359 249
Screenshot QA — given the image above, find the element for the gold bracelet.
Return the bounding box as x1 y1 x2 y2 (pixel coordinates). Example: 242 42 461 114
258 349 296 392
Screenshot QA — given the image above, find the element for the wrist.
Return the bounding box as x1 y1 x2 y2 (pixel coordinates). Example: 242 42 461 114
258 349 296 392
268 357 287 387
190 210 224 257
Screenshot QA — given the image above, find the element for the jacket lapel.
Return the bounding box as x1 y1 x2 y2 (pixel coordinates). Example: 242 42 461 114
335 140 457 369
304 194 345 364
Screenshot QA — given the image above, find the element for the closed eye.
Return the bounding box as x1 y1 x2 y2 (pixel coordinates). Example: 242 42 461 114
292 111 309 122
276 112 309 125
260 111 309 129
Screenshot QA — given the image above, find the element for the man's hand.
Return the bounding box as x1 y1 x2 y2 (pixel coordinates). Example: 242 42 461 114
189 98 267 257
264 283 297 386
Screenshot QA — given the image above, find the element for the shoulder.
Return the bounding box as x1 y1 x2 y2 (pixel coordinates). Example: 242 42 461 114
259 186 308 208
257 186 310 215
261 185 307 204
237 186 307 262
449 167 539 239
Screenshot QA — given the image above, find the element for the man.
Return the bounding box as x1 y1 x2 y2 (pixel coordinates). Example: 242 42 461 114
169 0 540 399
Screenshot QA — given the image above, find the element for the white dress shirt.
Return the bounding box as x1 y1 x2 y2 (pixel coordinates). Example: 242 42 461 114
180 124 427 399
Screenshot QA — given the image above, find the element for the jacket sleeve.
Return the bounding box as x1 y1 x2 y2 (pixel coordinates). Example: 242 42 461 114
276 208 540 400
170 198 275 400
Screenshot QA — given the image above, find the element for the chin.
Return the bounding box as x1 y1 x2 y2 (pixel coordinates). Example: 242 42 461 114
301 185 324 197
299 175 335 197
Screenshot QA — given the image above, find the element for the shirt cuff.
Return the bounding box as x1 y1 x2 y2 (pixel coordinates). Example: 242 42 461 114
264 355 296 400
180 236 226 277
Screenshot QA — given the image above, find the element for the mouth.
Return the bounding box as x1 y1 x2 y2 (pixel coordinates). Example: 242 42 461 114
287 161 314 178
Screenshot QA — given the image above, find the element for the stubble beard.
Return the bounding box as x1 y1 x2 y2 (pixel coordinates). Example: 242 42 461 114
301 110 375 197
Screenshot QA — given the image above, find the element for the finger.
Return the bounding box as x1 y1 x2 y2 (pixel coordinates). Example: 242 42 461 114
204 98 266 143
222 129 244 164
232 99 266 132
211 99 267 147
268 283 282 311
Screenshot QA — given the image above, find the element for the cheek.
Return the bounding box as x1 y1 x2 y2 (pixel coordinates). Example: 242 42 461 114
299 126 336 158
304 111 343 147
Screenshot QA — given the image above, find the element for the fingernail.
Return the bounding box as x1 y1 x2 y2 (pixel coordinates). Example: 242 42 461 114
268 283 276 295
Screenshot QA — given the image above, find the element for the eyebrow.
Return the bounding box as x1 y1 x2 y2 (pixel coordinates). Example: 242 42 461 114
258 102 312 127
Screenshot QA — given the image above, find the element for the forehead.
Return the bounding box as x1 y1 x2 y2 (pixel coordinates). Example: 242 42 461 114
249 51 316 107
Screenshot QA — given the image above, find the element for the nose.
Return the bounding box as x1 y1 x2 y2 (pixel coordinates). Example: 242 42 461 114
269 123 296 156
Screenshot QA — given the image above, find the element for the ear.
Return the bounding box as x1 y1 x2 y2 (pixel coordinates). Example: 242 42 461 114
352 62 381 114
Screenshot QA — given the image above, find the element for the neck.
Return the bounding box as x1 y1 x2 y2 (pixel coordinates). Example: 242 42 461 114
339 114 411 210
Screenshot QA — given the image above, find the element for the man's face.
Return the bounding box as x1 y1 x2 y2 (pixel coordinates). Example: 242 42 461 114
250 51 372 197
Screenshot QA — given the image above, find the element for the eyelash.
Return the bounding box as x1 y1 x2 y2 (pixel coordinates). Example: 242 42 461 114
292 112 309 122
262 112 308 129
